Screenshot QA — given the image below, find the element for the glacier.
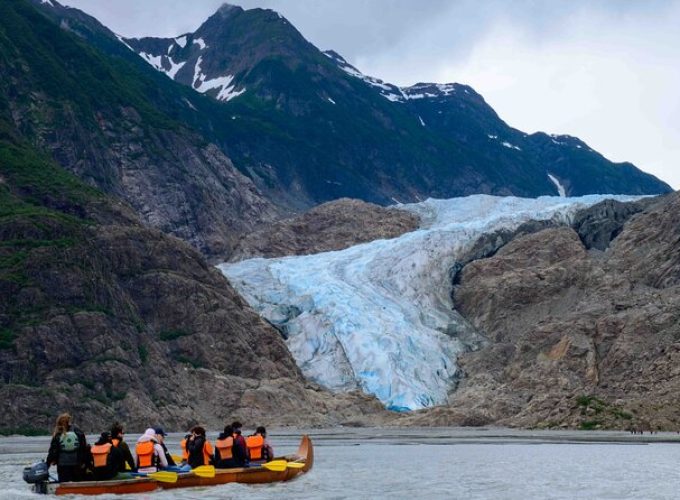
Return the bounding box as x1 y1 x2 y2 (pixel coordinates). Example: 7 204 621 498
218 194 639 411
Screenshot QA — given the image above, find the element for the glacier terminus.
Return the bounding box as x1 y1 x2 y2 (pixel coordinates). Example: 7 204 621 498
218 194 640 411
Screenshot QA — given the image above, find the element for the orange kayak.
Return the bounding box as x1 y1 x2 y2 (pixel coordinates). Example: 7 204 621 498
37 435 314 496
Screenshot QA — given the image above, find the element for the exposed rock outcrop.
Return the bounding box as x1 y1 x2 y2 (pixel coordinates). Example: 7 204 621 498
403 193 680 430
0 131 394 434
228 198 420 261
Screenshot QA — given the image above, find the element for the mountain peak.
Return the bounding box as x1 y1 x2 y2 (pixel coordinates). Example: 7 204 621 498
216 3 242 17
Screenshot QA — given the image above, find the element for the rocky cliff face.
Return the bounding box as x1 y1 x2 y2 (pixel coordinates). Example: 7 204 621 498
0 124 392 434
2 0 279 260
228 198 420 261
401 193 680 430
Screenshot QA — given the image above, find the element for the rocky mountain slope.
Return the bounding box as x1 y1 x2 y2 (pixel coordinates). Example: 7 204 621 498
3 0 279 259
400 193 680 430
228 198 420 261
31 0 671 217
0 120 391 434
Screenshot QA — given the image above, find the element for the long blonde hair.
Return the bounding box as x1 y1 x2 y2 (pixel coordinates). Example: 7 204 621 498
52 413 71 437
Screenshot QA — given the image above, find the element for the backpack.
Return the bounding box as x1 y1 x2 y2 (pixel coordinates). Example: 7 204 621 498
59 431 79 453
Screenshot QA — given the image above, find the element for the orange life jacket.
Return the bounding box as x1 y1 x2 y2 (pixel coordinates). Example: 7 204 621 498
180 438 188 461
246 435 264 461
202 441 214 466
215 436 233 460
135 441 156 468
91 443 112 468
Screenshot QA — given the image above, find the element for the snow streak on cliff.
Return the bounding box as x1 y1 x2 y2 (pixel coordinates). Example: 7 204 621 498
218 194 638 411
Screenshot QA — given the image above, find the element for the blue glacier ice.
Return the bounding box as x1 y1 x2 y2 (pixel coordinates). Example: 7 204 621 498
218 194 640 411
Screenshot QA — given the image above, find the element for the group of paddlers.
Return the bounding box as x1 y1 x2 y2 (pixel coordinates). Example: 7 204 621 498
46 413 274 483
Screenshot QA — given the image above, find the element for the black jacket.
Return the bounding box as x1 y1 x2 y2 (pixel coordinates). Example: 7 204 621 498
46 426 88 468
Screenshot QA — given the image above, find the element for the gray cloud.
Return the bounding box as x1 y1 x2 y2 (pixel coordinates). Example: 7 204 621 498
61 0 680 188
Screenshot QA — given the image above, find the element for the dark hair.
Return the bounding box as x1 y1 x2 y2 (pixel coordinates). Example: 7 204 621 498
192 426 206 436
110 422 124 439
256 426 266 436
231 421 242 429
223 425 233 436
96 431 112 445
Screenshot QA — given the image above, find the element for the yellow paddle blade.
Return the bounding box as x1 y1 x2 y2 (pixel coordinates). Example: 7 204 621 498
125 463 131 471
171 454 183 463
262 460 287 472
148 471 178 483
192 465 216 478
286 462 305 469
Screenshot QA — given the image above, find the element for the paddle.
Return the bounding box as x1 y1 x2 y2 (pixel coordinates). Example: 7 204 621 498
261 460 287 472
192 465 216 478
171 454 183 463
130 471 178 483
286 462 305 469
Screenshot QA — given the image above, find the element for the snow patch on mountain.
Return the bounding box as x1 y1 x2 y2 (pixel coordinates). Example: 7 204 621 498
165 58 186 79
502 141 521 151
175 35 187 48
193 38 207 50
419 116 426 127
139 52 163 71
325 51 464 105
192 59 245 101
218 194 639 411
548 174 567 197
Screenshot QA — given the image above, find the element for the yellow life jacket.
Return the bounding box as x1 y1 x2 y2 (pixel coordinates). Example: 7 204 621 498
215 437 233 460
246 435 264 461
135 441 155 468
91 443 112 468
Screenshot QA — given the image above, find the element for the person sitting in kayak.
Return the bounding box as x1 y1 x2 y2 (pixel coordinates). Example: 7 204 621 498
135 428 167 473
153 427 176 467
110 422 135 472
246 426 274 463
46 413 88 482
231 421 248 467
90 432 124 481
186 426 214 468
154 427 191 473
214 424 238 469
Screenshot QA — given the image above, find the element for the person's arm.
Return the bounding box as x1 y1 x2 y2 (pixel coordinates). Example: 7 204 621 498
155 444 168 468
120 441 136 471
46 435 59 465
162 443 176 466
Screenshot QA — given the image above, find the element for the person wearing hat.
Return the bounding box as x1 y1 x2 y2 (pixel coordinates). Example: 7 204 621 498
135 428 168 473
153 427 176 468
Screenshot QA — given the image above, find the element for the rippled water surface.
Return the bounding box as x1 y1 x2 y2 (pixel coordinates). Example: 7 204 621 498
3 428 680 499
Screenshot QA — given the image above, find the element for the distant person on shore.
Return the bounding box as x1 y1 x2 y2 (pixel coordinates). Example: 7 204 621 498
90 432 124 481
110 422 135 472
186 426 214 468
246 426 274 462
46 413 88 483
231 421 248 467
135 428 167 472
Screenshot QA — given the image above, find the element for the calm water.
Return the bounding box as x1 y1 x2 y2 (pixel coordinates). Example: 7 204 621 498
2 428 680 499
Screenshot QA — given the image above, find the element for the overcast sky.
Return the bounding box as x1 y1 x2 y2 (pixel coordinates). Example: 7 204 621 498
62 0 680 189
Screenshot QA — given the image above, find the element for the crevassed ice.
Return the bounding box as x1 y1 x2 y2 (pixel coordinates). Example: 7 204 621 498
218 194 639 411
